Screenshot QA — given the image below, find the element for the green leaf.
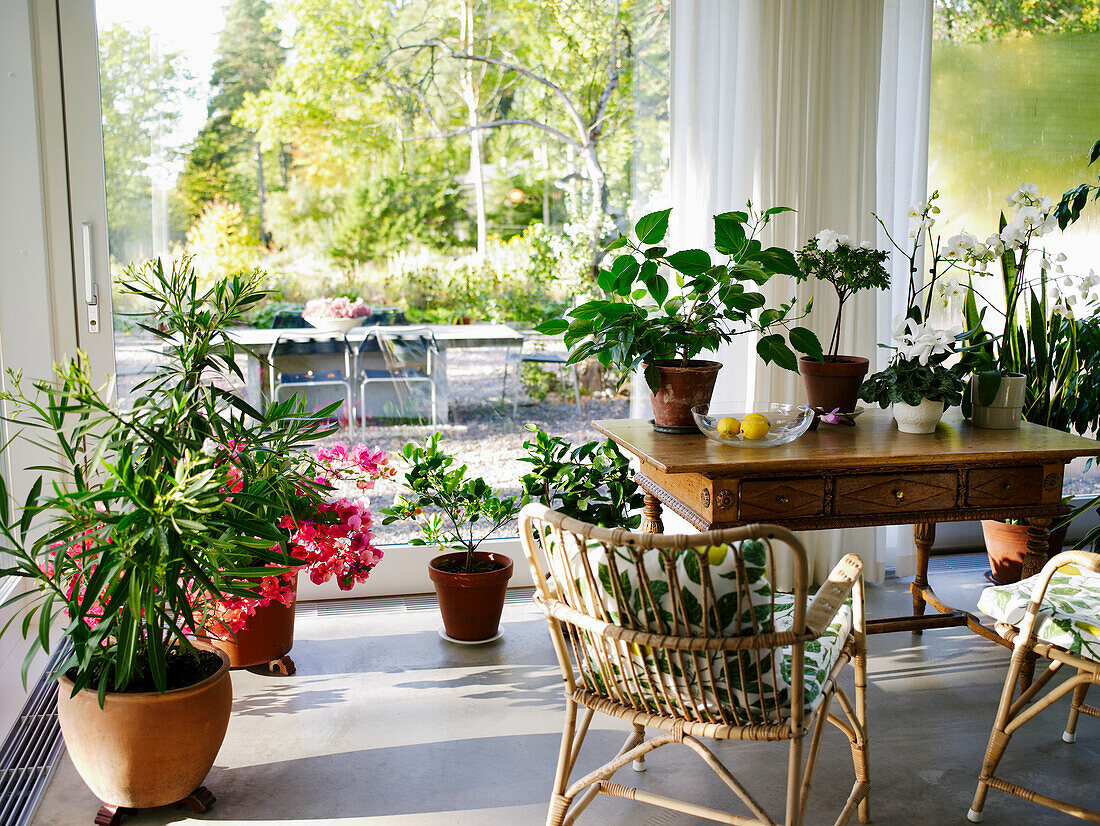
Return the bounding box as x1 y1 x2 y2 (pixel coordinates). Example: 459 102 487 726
665 250 712 276
713 212 748 255
789 327 824 362
605 234 628 251
751 247 800 276
726 292 767 312
534 319 568 335
756 335 799 372
643 363 662 395
635 209 672 245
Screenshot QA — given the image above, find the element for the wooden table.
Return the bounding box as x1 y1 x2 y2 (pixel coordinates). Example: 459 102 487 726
594 410 1100 645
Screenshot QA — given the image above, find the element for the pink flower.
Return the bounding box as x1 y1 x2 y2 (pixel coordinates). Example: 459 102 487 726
303 297 371 320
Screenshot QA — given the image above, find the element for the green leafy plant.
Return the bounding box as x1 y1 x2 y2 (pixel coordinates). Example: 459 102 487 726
381 433 521 574
1054 138 1100 230
795 231 890 360
535 204 823 393
518 425 644 529
0 259 334 703
859 353 964 409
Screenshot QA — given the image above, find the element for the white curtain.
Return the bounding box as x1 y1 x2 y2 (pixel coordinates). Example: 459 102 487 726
669 0 933 583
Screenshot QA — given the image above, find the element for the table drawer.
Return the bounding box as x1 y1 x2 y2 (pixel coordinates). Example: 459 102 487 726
834 472 957 515
740 477 825 519
967 466 1044 507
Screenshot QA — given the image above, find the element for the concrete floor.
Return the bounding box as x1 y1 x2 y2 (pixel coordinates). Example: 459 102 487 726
32 561 1100 825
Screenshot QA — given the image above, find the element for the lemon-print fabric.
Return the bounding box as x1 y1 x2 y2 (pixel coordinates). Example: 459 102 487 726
977 564 1100 662
558 536 852 723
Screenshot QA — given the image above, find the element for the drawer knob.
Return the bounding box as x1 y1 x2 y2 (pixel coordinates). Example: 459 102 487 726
1003 481 1013 491
894 489 905 501
776 495 789 505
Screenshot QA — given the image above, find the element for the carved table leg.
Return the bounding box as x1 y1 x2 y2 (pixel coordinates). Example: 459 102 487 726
641 491 664 534
910 522 936 635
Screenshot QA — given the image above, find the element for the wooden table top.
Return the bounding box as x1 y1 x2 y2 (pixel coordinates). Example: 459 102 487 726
593 410 1100 475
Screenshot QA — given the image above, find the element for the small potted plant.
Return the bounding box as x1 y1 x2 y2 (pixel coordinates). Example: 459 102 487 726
0 259 333 818
794 230 890 414
205 442 393 673
382 433 521 643
302 295 372 333
536 204 822 430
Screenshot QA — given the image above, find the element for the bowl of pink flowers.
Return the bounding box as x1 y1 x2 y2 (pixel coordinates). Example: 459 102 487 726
303 296 372 333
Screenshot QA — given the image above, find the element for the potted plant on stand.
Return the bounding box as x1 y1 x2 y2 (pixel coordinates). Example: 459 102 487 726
536 204 822 431
382 433 521 643
794 230 890 414
0 260 334 820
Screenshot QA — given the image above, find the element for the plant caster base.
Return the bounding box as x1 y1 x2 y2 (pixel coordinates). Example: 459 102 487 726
438 627 504 645
267 655 295 675
94 786 215 824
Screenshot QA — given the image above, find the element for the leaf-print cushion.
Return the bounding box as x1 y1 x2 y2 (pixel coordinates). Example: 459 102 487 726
977 564 1100 662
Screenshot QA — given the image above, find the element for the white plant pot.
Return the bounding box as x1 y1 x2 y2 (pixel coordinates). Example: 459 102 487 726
971 373 1026 430
892 398 945 434
303 315 361 334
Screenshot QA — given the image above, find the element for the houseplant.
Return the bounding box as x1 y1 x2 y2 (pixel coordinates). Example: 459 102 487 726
0 259 334 814
794 230 890 413
536 204 823 430
381 433 521 643
302 295 371 333
205 442 393 672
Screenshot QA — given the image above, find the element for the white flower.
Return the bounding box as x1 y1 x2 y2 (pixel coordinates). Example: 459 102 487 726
1082 268 1100 291
891 314 916 343
906 205 922 218
1052 295 1075 319
837 233 852 247
937 276 963 300
896 321 959 366
815 228 840 253
201 438 220 457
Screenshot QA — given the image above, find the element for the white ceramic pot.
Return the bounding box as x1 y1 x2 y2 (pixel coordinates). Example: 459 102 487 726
971 373 1026 430
892 398 945 434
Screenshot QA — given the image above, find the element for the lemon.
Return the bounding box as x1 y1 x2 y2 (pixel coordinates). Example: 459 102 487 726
741 419 771 440
716 416 740 437
707 544 729 565
742 413 771 427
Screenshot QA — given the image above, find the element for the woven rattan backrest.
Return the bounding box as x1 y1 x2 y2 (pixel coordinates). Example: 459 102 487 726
519 504 812 728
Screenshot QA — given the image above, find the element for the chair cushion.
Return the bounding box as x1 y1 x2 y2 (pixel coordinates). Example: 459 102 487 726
978 564 1100 661
560 537 851 721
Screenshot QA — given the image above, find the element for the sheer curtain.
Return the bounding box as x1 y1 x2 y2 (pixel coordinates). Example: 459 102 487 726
669 0 933 583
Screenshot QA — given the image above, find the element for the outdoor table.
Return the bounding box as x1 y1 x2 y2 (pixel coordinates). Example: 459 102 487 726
227 322 523 423
593 409 1100 651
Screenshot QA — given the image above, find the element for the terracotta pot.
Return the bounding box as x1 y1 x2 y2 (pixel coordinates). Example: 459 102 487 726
428 551 513 642
57 646 232 809
211 574 297 668
981 520 1069 584
798 356 869 415
892 398 945 434
647 360 722 430
971 373 1026 430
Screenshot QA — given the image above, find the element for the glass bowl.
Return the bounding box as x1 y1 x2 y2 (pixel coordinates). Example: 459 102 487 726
692 403 814 448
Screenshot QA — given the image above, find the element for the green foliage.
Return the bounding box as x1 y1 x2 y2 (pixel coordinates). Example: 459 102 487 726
1055 138 1100 229
795 236 890 360
0 259 334 700
859 359 963 408
518 426 644 529
184 200 262 290
536 205 820 393
934 0 1100 41
380 433 520 573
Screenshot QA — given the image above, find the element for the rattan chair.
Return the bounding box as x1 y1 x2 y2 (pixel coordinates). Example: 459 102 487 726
968 550 1100 823
519 503 870 826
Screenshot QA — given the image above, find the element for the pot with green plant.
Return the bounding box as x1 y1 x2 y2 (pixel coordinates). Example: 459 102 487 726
794 230 890 414
536 204 822 431
382 433 521 643
0 260 335 818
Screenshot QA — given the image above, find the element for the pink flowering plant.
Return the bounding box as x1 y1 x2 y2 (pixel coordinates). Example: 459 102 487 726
208 442 395 637
303 296 371 319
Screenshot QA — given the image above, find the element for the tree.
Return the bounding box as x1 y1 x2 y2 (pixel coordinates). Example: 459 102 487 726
179 0 285 241
934 0 1100 41
97 25 190 263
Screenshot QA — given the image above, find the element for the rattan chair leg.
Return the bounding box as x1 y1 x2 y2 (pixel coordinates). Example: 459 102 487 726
785 734 805 826
798 703 832 825
1064 672 1090 743
631 724 647 771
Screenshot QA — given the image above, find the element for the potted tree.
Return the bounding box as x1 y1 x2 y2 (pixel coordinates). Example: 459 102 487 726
536 204 822 431
794 229 890 414
382 434 521 643
0 259 333 818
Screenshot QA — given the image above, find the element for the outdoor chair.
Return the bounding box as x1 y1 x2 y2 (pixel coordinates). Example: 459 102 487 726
518 503 870 826
502 332 581 414
355 326 439 426
968 550 1100 823
267 330 355 430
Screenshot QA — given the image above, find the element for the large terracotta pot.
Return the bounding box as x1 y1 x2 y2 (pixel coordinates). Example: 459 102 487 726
57 647 232 809
647 359 722 430
211 574 297 668
428 551 513 642
981 520 1069 584
798 356 869 415
971 373 1026 430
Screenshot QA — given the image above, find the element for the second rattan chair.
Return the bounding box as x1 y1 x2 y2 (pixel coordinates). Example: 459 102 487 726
519 503 870 826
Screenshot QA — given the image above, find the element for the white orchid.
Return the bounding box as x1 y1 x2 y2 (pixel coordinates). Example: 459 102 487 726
893 319 960 366
937 276 964 301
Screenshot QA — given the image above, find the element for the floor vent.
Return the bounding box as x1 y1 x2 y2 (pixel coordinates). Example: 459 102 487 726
929 552 989 573
0 644 70 826
301 586 537 617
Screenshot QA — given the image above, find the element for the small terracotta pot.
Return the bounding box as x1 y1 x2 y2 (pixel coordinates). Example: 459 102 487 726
57 646 232 809
428 551 513 642
210 575 297 668
981 520 1069 584
798 356 869 414
971 373 1026 430
647 360 722 429
892 398 945 434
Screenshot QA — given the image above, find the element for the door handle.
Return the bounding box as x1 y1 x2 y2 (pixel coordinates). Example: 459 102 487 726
81 222 100 333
